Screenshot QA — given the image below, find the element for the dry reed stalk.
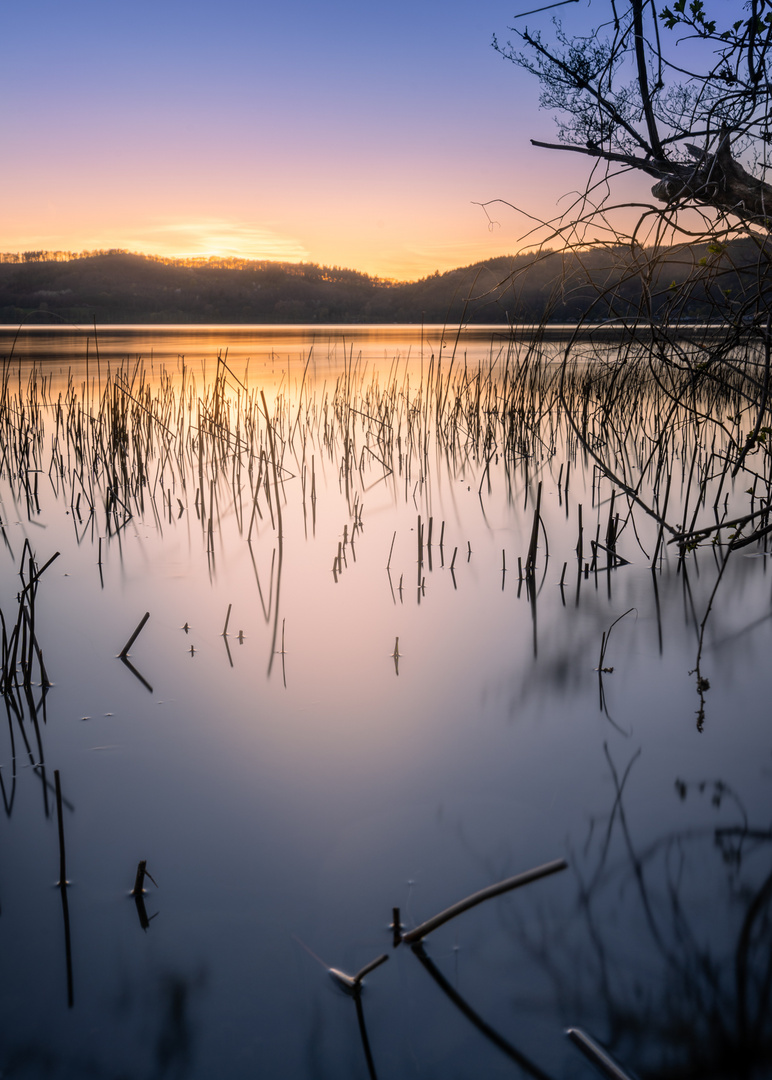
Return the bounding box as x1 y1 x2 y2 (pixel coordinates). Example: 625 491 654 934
119 612 150 659
387 531 396 569
525 480 543 573
131 859 158 896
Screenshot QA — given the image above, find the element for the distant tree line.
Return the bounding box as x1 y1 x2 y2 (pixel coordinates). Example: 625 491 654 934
0 249 132 264
0 245 763 325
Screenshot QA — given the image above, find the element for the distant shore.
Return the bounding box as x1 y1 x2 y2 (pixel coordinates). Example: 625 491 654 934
1 244 758 327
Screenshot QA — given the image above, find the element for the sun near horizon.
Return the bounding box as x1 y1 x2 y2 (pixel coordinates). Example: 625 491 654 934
3 0 620 287
2 213 538 284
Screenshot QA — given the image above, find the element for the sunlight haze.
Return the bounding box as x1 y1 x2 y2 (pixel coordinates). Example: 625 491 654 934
0 0 615 279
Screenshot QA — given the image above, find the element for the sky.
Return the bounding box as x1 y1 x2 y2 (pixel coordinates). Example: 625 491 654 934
2 0 651 280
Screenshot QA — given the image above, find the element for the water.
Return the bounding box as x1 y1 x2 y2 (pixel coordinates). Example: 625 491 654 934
1 325 770 1079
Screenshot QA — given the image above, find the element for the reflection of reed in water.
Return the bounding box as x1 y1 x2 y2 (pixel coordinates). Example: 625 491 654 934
4 328 772 706
494 746 772 1079
54 769 74 1008
131 859 160 931
308 859 568 1078
1 541 57 695
411 941 555 1080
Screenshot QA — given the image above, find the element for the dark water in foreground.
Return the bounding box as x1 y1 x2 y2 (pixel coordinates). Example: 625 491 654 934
1 326 770 1079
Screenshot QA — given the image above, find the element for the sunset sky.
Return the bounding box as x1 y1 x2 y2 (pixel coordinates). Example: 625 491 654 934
3 0 651 280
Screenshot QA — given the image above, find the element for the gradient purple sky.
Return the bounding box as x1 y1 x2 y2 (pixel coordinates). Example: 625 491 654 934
3 0 650 279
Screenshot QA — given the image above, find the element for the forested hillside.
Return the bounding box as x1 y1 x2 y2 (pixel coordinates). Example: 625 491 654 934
0 243 762 324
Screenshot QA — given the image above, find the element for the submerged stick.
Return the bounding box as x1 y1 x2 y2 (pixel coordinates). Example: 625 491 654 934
119 612 150 658
400 858 567 944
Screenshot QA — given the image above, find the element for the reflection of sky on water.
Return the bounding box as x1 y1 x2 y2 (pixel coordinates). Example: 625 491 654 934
1 331 771 1078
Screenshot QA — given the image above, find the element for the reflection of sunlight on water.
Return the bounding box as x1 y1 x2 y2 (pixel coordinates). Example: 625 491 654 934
1 328 771 1078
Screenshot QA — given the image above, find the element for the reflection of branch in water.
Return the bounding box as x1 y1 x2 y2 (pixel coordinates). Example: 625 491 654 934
411 942 555 1080
526 568 539 659
571 749 772 1077
586 747 642 899
261 390 285 681
133 890 160 932
59 876 74 1009
603 745 678 965
119 654 154 694
266 540 283 680
678 559 699 639
298 938 387 1079
154 972 201 1079
54 771 74 1008
596 671 632 737
131 859 160 931
333 955 388 1080
250 544 275 623
689 544 732 733
1 695 19 815
2 687 69 821
474 735 772 1078
650 566 663 655
354 992 379 1080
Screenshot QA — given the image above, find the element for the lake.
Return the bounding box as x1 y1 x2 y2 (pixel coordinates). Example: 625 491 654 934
1 324 770 1080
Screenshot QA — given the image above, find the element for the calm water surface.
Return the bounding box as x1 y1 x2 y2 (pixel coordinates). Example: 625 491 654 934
0 326 770 1079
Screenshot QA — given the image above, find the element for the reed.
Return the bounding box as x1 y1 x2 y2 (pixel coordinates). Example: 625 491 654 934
119 612 150 659
0 545 58 694
131 859 158 896
2 324 770 716
525 481 542 574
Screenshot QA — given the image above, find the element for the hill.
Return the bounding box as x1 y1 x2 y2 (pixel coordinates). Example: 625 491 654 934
0 244 765 325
